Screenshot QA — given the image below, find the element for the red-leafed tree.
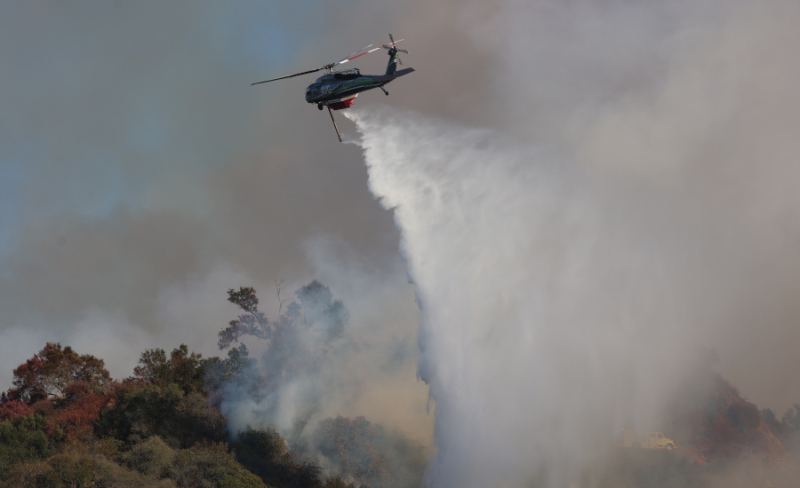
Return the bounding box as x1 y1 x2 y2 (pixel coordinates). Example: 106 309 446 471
3 342 112 404
25 382 115 441
0 399 35 421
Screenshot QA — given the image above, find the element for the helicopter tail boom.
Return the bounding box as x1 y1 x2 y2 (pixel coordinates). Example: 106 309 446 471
375 67 415 83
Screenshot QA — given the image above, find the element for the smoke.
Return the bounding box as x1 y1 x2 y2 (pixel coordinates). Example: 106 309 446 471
347 107 690 486
343 0 800 485
216 242 431 442
3 0 800 485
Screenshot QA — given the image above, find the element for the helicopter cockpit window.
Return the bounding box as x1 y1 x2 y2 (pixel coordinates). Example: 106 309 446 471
333 68 361 80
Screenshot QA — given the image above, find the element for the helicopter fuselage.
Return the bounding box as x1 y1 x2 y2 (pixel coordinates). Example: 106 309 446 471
305 67 413 110
251 36 411 141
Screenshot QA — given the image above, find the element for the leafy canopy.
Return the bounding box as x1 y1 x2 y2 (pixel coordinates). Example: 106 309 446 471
3 343 111 404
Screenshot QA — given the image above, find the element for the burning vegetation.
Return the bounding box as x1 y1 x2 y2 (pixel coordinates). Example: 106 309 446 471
0 281 427 487
601 349 800 488
0 281 798 487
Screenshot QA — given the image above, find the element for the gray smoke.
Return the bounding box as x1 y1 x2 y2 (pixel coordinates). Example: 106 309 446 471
3 0 800 485
344 0 800 485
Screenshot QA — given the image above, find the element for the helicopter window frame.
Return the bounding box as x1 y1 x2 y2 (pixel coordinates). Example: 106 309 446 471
333 71 361 81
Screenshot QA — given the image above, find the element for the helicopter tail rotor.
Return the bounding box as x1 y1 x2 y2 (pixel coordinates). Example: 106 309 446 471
382 34 408 66
381 35 406 50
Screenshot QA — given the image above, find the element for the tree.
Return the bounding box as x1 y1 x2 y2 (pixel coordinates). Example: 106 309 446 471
3 343 111 404
204 344 260 398
133 344 207 394
96 383 225 448
782 404 800 451
0 400 35 422
217 281 349 350
725 402 761 434
231 426 292 485
231 426 355 488
172 441 266 488
40 382 115 441
0 415 52 480
316 416 388 486
762 408 786 438
121 435 177 479
217 287 272 349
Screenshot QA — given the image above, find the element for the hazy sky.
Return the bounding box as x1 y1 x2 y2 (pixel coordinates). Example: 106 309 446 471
0 0 458 446
2 0 800 447
0 0 414 404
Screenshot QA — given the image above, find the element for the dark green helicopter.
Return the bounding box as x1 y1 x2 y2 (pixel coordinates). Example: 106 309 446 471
252 34 414 142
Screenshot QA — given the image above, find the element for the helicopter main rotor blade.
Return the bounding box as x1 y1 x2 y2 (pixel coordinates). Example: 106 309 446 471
334 44 385 66
251 67 323 85
335 44 372 65
381 39 405 49
252 36 408 86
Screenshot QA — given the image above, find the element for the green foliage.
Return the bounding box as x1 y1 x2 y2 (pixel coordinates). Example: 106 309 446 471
218 287 271 349
0 415 52 480
93 455 178 488
0 342 276 487
96 383 224 447
233 426 357 488
133 344 207 394
315 416 427 488
121 435 176 478
317 416 387 485
3 452 178 488
38 454 97 487
2 454 97 488
232 426 292 486
4 438 265 488
172 441 266 488
217 281 349 350
204 344 260 398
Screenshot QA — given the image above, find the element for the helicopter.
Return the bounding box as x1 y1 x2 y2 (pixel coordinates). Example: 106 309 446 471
252 34 414 142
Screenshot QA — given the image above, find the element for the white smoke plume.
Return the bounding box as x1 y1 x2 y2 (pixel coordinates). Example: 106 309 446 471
343 0 800 482
346 107 694 486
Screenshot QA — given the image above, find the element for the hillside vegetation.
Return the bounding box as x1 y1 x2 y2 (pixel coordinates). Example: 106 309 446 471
0 281 426 488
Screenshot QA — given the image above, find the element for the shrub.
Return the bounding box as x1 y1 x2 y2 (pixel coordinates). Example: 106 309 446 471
172 441 265 488
121 435 175 479
0 415 52 479
96 383 224 447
